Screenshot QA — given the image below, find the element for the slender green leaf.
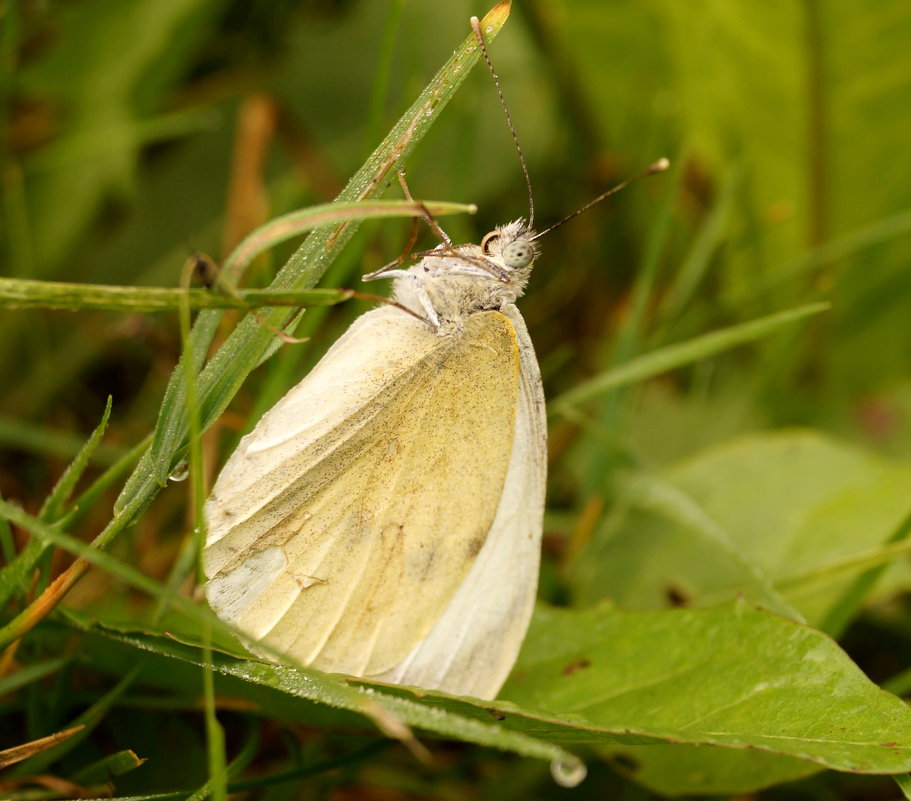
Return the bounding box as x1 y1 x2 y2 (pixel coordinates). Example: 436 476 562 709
220 199 476 282
657 167 739 328
71 750 147 784
0 200 475 312
39 396 111 522
0 399 122 603
0 279 351 313
20 0 226 276
9 664 143 776
0 436 148 612
0 657 70 697
184 721 259 801
820 505 911 637
896 773 911 799
552 302 830 413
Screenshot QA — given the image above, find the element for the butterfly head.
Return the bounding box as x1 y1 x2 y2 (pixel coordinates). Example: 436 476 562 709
475 219 539 292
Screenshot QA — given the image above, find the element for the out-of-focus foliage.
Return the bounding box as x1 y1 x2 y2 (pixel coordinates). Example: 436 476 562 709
3 0 911 798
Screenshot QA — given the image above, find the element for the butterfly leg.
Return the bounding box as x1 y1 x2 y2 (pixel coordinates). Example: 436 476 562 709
395 166 452 247
362 215 422 280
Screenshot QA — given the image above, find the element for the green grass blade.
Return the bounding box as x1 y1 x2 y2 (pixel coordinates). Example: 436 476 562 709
0 200 475 312
220 199 475 282
818 504 911 638
0 435 148 611
8 664 142 776
0 656 70 697
552 302 830 414
70 750 147 784
56 435 151 530
0 278 351 313
184 721 260 801
657 167 739 330
39 396 112 522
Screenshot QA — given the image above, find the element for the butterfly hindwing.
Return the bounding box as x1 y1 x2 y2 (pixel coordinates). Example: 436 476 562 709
375 304 546 697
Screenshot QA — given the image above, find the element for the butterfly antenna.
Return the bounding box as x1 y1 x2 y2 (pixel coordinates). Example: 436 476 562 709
470 16 535 230
531 157 670 241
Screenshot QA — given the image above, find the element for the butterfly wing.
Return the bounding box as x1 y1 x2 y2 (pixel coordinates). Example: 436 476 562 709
374 304 546 698
204 305 523 679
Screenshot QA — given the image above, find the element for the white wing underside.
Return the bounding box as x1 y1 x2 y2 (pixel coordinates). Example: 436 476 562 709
375 305 546 697
204 304 546 699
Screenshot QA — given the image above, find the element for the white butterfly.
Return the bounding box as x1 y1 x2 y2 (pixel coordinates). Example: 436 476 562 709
204 219 546 700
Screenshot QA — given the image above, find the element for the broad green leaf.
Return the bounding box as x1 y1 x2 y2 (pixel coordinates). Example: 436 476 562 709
501 602 911 791
74 600 911 782
600 743 820 796
570 431 911 628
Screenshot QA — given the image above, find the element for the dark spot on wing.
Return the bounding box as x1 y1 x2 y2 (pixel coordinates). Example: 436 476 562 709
466 536 485 558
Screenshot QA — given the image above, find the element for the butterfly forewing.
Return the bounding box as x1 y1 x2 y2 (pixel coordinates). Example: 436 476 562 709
204 306 522 676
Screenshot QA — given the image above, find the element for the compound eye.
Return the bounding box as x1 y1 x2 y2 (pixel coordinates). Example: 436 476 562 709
480 231 500 254
503 238 534 268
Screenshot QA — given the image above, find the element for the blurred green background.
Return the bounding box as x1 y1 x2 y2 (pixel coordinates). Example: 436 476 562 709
3 0 911 798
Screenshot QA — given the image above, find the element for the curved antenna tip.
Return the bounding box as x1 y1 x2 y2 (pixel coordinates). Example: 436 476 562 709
650 157 670 174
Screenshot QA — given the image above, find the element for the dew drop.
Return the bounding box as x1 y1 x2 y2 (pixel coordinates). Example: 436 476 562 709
550 755 587 788
169 461 189 482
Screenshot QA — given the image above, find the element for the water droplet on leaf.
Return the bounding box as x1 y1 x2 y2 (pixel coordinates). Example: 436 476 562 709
550 755 587 788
